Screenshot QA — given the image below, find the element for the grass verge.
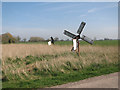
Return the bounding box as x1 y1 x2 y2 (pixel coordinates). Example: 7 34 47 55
2 61 119 88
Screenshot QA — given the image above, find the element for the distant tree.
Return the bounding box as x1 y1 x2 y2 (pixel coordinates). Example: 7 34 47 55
1 33 17 44
60 39 64 41
54 37 59 41
66 39 69 41
23 38 26 42
104 38 109 40
16 36 21 42
29 37 45 42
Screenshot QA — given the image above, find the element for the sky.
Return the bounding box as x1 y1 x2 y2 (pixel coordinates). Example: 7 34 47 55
2 2 118 40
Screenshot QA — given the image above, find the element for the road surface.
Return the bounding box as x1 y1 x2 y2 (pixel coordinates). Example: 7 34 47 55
51 72 119 88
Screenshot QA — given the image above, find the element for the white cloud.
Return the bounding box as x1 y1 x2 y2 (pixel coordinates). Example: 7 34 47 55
88 8 97 13
87 3 117 13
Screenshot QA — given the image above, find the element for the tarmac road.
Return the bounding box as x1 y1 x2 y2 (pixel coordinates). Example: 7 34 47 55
51 72 119 88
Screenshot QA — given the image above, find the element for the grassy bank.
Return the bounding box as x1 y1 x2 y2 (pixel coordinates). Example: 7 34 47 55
2 45 118 88
2 59 119 88
1 40 118 88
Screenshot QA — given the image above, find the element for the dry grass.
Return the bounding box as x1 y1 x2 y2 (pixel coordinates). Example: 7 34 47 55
2 44 117 59
1 44 118 81
2 44 71 60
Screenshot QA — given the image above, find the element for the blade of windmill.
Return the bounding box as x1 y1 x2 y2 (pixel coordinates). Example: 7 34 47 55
81 35 94 45
51 37 54 44
77 22 86 35
64 30 77 39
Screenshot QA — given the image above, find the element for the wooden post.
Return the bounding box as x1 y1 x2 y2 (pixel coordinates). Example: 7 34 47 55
77 40 80 56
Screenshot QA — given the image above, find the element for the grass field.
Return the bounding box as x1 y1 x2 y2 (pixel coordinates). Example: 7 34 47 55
1 40 119 88
18 40 118 46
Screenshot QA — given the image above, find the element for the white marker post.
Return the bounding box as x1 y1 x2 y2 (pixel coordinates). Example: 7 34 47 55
73 39 77 51
48 41 51 46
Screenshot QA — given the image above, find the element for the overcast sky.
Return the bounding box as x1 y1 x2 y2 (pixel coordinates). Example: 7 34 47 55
2 2 118 40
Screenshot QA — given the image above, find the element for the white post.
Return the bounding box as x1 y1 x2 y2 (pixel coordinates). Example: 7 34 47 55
48 41 51 45
73 39 77 51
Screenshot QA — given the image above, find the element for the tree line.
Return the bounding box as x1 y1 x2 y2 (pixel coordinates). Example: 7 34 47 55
0 33 63 44
0 32 115 44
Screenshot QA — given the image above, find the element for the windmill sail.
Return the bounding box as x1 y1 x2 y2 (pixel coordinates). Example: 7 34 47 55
81 35 93 45
64 30 77 39
77 22 86 35
51 37 54 44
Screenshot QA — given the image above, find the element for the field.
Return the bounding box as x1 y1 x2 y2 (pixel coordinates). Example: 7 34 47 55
1 40 119 88
18 39 118 46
